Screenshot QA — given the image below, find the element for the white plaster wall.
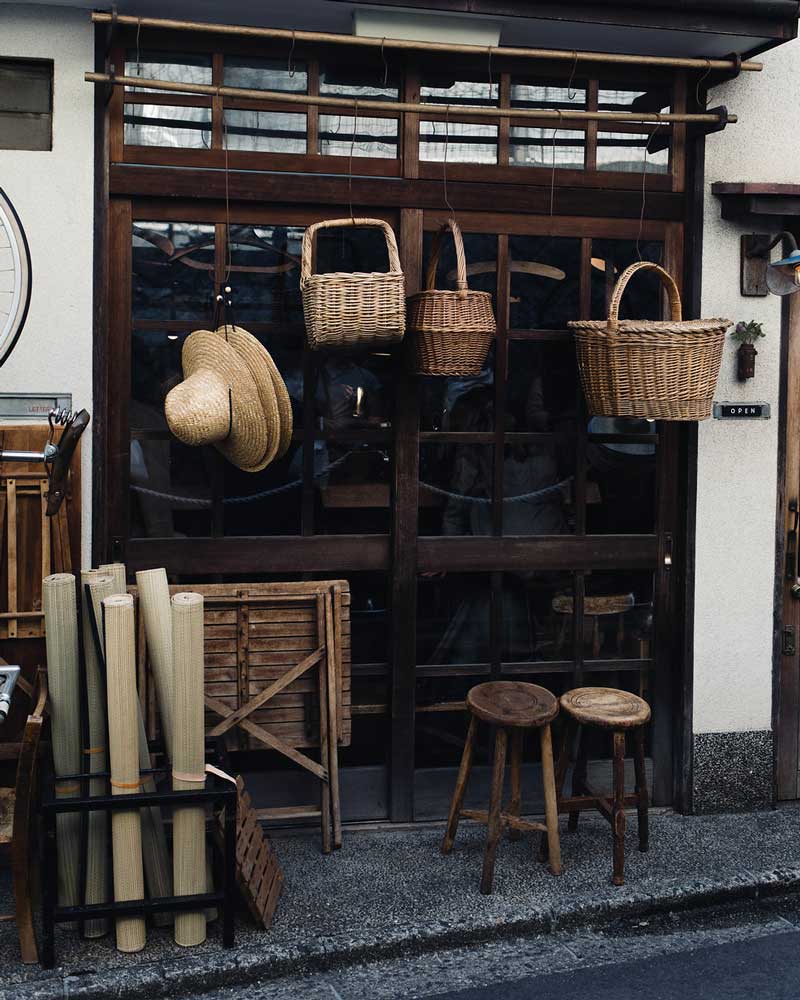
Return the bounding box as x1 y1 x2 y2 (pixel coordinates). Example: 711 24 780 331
694 37 800 733
0 3 94 567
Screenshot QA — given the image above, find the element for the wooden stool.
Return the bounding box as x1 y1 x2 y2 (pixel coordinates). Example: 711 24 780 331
543 686 650 887
441 681 562 895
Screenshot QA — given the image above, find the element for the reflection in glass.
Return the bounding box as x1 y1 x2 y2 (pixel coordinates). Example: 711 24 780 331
316 355 394 430
509 235 580 329
224 56 307 93
318 115 398 158
510 79 586 109
586 416 657 536
507 341 578 433
501 572 575 663
129 436 212 539
417 573 491 665
124 104 212 148
578 571 655 660
419 442 493 536
510 127 585 169
132 222 214 321
419 358 495 433
125 50 212 90
597 130 669 174
223 109 307 154
590 239 664 321
598 82 672 113
226 224 304 326
420 120 498 163
319 65 399 100
315 223 392 277
420 77 498 107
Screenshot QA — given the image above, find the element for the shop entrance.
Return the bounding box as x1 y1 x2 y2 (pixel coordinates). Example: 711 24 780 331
98 30 693 822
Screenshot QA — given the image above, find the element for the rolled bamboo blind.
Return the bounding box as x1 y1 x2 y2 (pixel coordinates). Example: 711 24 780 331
79 569 110 938
89 571 172 921
171 591 207 947
42 573 81 917
103 593 146 953
98 562 127 596
135 568 175 760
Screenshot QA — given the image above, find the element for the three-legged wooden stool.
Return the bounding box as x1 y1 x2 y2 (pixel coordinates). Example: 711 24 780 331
543 686 650 886
441 681 562 895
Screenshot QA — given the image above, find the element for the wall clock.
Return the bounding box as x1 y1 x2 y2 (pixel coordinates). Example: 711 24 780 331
0 187 32 366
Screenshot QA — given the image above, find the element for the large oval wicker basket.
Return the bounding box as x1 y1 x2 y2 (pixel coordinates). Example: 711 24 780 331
407 219 496 376
301 217 406 350
568 261 730 421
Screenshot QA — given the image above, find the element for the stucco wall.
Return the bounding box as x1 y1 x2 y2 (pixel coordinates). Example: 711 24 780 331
0 4 94 567
695 37 800 735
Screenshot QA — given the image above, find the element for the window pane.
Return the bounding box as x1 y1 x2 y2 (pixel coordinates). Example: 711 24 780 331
419 442 493 536
314 222 394 276
224 55 307 93
224 109 306 154
510 127 585 169
509 235 581 329
124 103 212 148
596 129 669 174
319 114 398 158
0 58 51 113
417 573 492 666
129 434 213 539
587 416 657 536
590 239 665 321
132 222 214 322
581 570 655 661
315 355 394 430
598 81 672 114
500 438 573 536
421 76 498 107
319 65 399 100
419 354 496 433
225 224 304 326
501 572 575 663
507 341 578 433
510 78 586 110
221 445 303 535
420 120 498 163
315 437 392 536
125 50 212 91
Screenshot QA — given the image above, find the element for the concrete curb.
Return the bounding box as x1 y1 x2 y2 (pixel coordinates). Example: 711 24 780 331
8 865 800 1000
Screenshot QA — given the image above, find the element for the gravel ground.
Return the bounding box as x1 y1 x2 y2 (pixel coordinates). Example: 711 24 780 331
3 804 800 999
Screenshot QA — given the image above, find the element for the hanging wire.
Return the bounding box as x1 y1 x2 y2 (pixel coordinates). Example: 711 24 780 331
695 58 712 110
636 120 663 261
487 45 493 99
135 16 142 77
567 50 579 101
287 30 296 79
223 113 233 283
442 104 456 220
381 37 389 89
348 98 358 221
549 109 563 217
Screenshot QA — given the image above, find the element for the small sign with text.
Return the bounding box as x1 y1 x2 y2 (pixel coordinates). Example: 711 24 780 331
712 402 771 420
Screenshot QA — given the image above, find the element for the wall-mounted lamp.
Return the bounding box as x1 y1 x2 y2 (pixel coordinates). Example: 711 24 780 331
741 231 800 297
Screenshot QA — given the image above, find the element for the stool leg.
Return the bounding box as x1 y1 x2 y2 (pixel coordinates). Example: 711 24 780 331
539 716 573 862
633 725 649 853
540 723 562 876
612 730 627 886
508 730 523 842
568 724 587 832
480 727 508 895
442 716 477 855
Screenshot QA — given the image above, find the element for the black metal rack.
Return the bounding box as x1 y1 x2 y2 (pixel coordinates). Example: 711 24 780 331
39 754 237 969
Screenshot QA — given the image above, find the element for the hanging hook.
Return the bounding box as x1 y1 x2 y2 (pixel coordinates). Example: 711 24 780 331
381 37 388 89
567 51 579 101
487 45 493 99
549 109 563 218
288 30 296 79
443 104 456 222
636 121 662 261
695 58 712 110
348 98 358 222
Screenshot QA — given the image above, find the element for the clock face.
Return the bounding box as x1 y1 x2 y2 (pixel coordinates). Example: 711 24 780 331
0 188 32 366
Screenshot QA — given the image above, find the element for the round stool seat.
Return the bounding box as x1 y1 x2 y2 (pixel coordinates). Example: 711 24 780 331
560 687 650 730
467 681 558 729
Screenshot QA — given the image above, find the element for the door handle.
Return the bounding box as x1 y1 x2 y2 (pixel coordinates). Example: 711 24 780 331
788 499 799 580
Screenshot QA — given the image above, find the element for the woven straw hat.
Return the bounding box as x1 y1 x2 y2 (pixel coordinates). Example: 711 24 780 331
215 325 293 461
165 330 270 472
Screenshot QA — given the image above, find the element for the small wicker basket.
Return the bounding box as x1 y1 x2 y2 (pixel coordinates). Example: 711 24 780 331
301 217 406 350
407 219 496 376
568 261 730 421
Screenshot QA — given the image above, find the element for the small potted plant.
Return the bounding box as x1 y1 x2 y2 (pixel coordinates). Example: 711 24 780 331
731 320 765 381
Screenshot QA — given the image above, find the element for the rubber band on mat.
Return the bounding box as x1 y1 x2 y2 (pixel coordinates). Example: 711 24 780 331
110 778 143 790
55 781 80 795
83 746 105 755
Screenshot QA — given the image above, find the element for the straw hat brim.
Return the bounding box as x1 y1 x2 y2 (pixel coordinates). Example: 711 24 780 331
215 325 294 460
165 329 270 472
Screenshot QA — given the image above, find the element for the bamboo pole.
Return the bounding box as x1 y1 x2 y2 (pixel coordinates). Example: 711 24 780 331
89 11 762 73
42 573 81 921
84 73 737 125
88 571 173 924
103 593 146 954
79 569 110 938
171 592 207 947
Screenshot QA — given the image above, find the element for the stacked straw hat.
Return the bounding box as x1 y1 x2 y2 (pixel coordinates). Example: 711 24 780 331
165 326 293 473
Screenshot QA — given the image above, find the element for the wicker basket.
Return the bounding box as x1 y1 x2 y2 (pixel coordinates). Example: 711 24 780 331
568 261 730 421
407 219 496 376
301 217 406 350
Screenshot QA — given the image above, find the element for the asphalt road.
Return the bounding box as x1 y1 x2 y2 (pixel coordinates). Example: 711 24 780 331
432 929 800 1000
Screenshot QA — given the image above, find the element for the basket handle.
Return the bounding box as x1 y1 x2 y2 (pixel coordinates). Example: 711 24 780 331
424 218 469 299
607 261 682 332
300 217 402 288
